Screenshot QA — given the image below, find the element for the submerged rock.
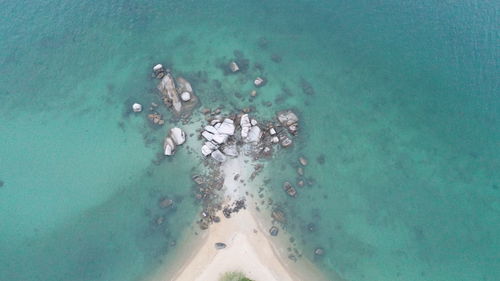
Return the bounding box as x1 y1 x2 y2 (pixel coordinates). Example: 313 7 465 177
180 91 191 101
159 198 173 208
299 157 308 166
280 137 293 147
283 181 297 197
314 247 325 256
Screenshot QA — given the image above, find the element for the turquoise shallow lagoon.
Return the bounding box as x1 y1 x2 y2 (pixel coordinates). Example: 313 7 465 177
1 1 499 281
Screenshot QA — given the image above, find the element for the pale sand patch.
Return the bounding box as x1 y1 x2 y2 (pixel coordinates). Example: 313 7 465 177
149 154 329 281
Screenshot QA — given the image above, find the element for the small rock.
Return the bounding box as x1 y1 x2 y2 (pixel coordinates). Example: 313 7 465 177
254 77 265 87
250 119 258 126
215 242 227 249
250 90 257 97
271 136 280 143
180 91 191 101
132 103 142 113
269 226 279 236
229 61 240 72
269 128 277 135
153 64 165 79
298 180 305 187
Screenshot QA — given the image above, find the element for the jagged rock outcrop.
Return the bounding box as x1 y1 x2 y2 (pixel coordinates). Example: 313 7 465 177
158 73 182 114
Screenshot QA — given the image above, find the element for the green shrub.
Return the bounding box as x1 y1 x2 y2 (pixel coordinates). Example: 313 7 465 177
219 271 254 281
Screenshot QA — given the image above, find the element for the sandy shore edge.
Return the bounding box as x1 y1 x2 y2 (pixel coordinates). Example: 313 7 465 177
147 155 330 281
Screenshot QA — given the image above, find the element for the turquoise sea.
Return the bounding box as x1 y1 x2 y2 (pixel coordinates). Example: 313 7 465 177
1 1 498 281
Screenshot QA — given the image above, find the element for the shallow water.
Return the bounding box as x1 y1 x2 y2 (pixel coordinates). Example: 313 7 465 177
1 1 499 281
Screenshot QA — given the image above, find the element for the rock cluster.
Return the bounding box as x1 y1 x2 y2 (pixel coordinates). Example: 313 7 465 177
147 112 164 125
222 199 246 218
199 109 300 162
277 110 299 135
163 127 186 156
154 65 198 116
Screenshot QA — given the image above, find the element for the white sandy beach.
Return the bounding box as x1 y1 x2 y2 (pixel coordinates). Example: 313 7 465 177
149 155 329 281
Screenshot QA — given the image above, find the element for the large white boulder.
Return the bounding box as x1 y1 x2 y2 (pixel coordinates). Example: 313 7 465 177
204 126 218 135
169 127 186 145
164 137 175 156
202 131 214 141
240 114 251 128
212 133 228 144
241 126 250 138
201 145 213 156
217 120 235 135
205 141 219 151
211 150 226 162
246 126 262 143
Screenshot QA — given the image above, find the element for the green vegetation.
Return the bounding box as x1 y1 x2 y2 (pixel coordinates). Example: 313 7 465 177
219 271 254 281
